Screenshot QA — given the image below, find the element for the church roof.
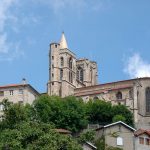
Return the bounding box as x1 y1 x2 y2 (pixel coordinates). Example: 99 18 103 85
59 32 68 49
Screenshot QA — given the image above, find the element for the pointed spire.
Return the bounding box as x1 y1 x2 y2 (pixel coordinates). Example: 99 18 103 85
59 32 68 49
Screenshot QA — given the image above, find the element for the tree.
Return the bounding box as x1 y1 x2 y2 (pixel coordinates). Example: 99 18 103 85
112 115 126 123
86 100 113 125
33 95 88 132
78 130 95 143
0 121 82 150
112 105 134 126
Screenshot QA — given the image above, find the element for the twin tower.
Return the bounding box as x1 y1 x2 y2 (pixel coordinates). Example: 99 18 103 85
47 33 98 97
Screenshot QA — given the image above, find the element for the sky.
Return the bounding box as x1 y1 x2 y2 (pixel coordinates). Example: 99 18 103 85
1 0 150 93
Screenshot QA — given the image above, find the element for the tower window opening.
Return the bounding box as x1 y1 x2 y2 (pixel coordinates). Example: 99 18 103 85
69 57 72 69
146 87 150 114
60 57 64 67
60 69 63 80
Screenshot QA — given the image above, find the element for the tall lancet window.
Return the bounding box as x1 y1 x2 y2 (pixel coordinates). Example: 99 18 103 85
60 57 64 67
80 68 84 82
146 87 150 114
69 71 73 83
60 69 63 80
69 57 72 69
77 67 84 83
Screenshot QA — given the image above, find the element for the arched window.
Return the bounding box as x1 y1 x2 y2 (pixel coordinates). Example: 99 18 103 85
116 91 122 100
146 87 150 113
77 67 84 82
80 69 84 82
60 57 64 67
60 69 63 80
93 96 99 100
69 57 72 69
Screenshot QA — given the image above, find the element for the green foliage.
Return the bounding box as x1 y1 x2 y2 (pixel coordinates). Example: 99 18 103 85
78 130 95 143
112 115 126 123
86 99 134 126
86 100 113 125
33 95 88 132
0 121 82 150
95 136 105 150
112 105 134 126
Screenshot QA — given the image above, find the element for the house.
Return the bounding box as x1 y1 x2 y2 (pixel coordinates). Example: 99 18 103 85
95 121 136 150
82 142 97 150
0 79 40 106
134 129 150 150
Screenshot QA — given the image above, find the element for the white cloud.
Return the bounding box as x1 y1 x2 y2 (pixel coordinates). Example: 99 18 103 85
0 0 24 61
124 53 150 78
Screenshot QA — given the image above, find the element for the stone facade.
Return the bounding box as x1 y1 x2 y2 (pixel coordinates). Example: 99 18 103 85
0 80 39 105
47 33 98 97
75 77 150 129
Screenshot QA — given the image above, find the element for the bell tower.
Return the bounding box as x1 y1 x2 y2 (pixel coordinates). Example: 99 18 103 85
47 32 76 97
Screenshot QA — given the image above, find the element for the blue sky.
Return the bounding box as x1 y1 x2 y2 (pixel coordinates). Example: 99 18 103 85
1 0 150 93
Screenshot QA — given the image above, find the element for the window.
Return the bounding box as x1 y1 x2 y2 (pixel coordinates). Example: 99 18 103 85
117 137 123 146
129 89 133 99
52 82 54 85
19 89 23 94
69 71 73 83
52 56 54 60
139 137 144 144
10 90 13 95
145 138 150 145
77 67 84 82
93 96 99 100
146 87 150 113
60 69 63 80
69 57 72 69
80 68 84 82
52 73 54 78
116 91 122 100
0 104 4 111
60 57 64 67
52 64 54 68
55 44 57 48
0 91 4 96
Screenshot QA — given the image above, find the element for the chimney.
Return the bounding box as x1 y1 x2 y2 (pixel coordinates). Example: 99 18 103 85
22 78 27 84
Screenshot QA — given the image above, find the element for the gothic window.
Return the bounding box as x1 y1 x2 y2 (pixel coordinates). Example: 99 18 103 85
69 71 73 83
146 87 150 113
80 68 84 82
116 91 122 100
69 57 72 69
77 70 79 81
60 57 64 67
60 69 63 80
77 67 84 82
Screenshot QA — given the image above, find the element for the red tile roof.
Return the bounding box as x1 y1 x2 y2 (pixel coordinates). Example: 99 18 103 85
0 84 27 88
134 129 150 136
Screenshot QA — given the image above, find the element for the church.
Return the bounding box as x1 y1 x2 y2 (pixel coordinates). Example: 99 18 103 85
47 33 150 129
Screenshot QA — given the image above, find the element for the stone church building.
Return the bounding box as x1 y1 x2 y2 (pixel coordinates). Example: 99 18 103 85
47 33 150 129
